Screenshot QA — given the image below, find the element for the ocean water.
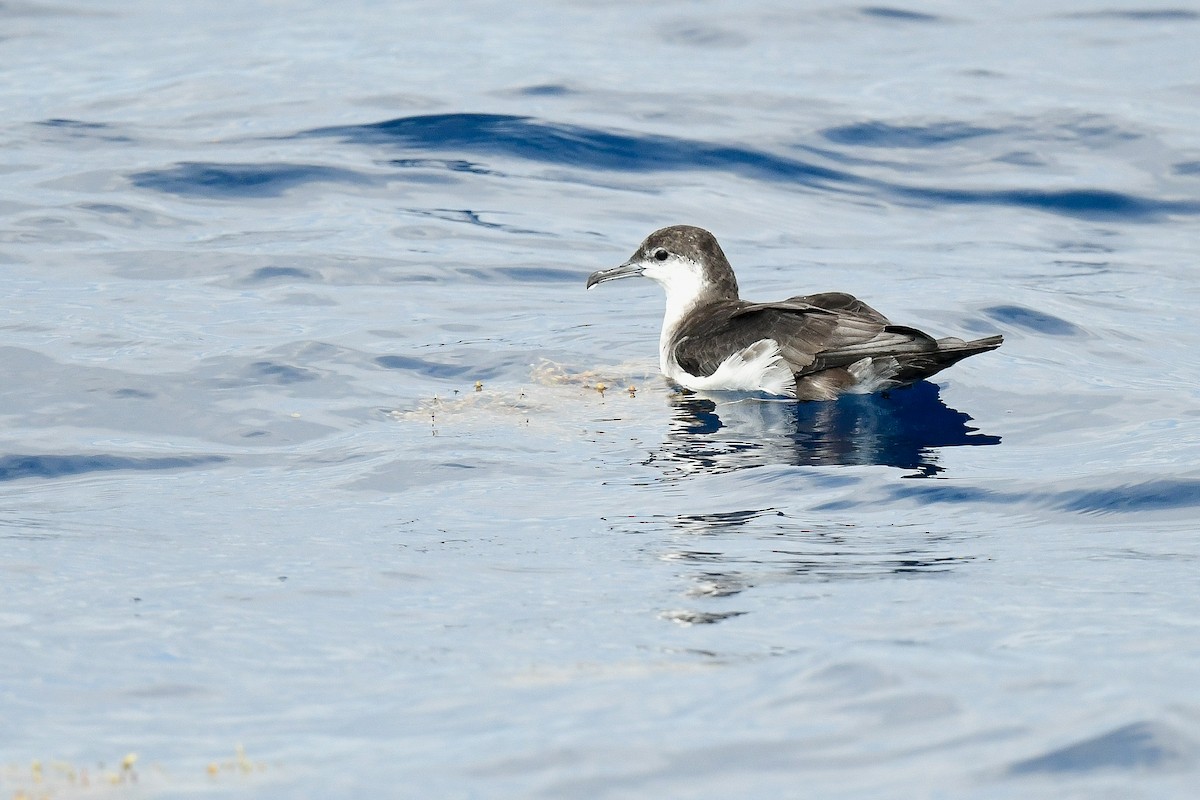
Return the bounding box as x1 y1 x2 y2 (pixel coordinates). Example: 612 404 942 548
2 0 1199 797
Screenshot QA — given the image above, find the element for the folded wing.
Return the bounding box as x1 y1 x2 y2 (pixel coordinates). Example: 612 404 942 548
672 292 1002 397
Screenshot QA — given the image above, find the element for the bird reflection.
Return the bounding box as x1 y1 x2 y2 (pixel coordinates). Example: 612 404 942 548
654 380 999 477
642 507 976 625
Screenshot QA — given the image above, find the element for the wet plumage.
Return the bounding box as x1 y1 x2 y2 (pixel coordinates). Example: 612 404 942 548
586 225 1002 400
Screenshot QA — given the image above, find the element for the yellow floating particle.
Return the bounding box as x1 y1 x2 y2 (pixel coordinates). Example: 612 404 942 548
474 381 483 392
594 382 607 395
122 753 138 771
206 762 219 777
626 385 637 396
289 412 301 418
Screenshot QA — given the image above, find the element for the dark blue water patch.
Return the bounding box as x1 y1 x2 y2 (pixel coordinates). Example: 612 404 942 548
247 361 320 384
38 118 108 129
387 158 495 175
516 84 574 96
1054 480 1200 514
302 113 1200 221
801 472 865 489
1008 722 1194 774
245 266 316 283
35 118 133 143
404 207 542 234
494 267 582 283
660 25 749 47
1058 116 1141 145
994 151 1046 167
376 355 490 380
892 184 1200 220
1054 240 1115 254
0 454 227 483
78 202 133 214
858 6 944 22
886 478 1200 514
983 305 1081 336
1060 9 1200 21
305 114 850 186
822 121 999 148
788 143 911 169
881 484 1000 507
1175 161 1200 175
111 387 155 399
129 162 377 198
810 499 859 512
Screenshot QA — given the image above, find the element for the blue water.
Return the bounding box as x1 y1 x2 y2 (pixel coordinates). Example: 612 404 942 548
3 1 1199 797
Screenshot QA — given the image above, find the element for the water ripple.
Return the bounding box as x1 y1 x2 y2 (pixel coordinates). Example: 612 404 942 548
822 121 998 147
880 478 1200 514
305 113 850 183
1060 9 1200 22
858 6 946 22
1008 721 1195 774
983 305 1081 336
299 113 1199 220
129 162 378 198
0 454 227 483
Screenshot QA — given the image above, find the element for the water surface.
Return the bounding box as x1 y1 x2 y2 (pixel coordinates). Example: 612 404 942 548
2 1 1199 797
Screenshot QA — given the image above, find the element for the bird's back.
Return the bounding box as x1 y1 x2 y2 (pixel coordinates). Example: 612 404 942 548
669 292 1002 400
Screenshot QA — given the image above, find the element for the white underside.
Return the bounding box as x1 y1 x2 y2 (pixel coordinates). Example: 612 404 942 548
666 343 905 400
644 259 903 399
666 338 798 397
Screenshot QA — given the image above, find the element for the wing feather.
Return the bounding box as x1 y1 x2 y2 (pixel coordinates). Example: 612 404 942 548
668 291 1002 393
670 293 951 379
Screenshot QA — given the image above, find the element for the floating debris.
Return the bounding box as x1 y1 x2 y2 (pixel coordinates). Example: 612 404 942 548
206 743 266 779
1 745 270 796
529 358 650 388
386 360 657 425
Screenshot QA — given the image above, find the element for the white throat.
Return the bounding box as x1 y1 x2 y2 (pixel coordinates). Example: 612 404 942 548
645 263 709 374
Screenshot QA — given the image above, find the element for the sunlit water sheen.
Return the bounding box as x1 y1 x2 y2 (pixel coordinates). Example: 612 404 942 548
2 1 1199 797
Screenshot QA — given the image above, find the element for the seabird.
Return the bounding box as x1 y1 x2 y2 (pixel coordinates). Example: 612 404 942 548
586 225 1002 400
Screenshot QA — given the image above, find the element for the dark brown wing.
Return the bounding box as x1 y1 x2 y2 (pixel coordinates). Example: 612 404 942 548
671 295 873 378
672 292 964 379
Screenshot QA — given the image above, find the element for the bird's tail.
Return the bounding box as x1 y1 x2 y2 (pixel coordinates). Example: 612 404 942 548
935 334 1004 356
895 333 1003 382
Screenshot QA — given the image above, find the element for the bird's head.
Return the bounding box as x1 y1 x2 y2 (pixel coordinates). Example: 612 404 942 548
586 225 740 304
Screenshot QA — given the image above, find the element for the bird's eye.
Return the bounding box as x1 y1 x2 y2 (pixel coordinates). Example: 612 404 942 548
653 249 669 261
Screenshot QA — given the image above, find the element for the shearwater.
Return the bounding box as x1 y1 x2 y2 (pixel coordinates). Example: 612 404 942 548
586 225 1002 400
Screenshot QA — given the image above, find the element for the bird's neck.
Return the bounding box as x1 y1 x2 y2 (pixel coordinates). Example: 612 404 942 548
657 282 736 374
